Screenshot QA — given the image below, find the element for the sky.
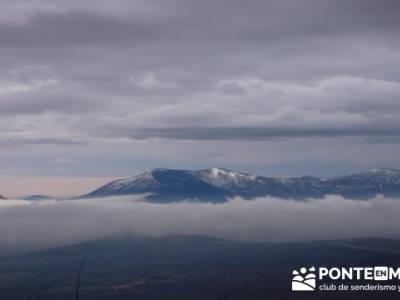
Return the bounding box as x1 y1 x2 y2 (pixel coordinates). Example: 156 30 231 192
1 0 400 197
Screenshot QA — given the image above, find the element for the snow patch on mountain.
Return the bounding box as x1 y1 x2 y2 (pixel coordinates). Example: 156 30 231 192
195 168 257 187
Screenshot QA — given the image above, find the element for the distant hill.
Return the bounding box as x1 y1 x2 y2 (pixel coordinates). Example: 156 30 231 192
22 195 52 201
84 167 400 202
0 194 5 200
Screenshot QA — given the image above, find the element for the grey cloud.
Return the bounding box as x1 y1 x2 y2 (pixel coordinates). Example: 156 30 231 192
16 138 87 146
0 0 399 176
0 137 87 147
124 126 400 141
0 91 100 116
0 11 163 48
0 0 398 53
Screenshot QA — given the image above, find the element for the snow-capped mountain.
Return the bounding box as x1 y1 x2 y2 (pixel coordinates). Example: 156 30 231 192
86 168 226 202
84 168 400 202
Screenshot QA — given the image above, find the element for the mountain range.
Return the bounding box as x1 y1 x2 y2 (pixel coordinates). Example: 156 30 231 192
84 167 400 202
22 195 53 201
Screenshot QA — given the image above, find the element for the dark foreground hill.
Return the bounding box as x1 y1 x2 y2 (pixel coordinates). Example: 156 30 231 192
84 167 400 202
1 235 400 299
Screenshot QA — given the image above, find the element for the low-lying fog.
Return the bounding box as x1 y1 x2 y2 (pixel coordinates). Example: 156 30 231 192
0 195 399 254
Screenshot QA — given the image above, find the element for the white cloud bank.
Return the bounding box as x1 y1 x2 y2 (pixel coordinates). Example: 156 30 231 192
0 195 399 253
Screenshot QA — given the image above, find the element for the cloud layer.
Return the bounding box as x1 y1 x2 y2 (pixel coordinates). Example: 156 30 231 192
1 195 399 254
0 0 400 181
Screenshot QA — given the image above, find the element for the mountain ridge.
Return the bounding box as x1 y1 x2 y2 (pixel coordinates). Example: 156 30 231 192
84 167 400 202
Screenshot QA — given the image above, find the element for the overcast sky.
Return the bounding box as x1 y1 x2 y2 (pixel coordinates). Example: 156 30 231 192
1 0 400 196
